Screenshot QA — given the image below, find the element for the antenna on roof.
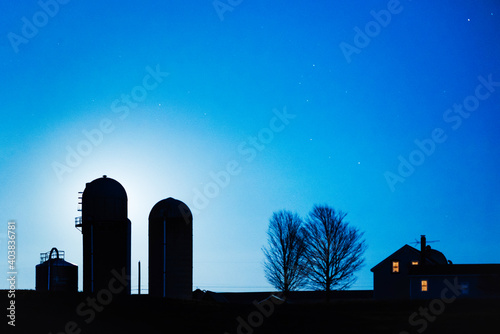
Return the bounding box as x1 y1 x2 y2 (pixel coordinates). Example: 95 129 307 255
410 238 440 247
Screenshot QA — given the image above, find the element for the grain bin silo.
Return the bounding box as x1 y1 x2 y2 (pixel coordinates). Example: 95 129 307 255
77 175 131 295
35 248 78 292
149 198 192 299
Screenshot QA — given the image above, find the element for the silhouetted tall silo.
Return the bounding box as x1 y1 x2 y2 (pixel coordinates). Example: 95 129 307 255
36 248 78 292
149 197 193 299
77 175 131 295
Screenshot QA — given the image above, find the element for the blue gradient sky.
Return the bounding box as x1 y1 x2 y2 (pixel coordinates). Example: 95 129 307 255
1 0 499 292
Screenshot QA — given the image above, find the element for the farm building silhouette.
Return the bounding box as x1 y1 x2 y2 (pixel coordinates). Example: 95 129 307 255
37 175 193 299
371 235 500 300
35 176 500 302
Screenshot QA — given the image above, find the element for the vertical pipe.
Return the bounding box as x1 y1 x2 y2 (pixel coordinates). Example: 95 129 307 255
163 218 166 298
48 260 51 291
138 261 141 295
47 248 59 292
91 225 94 293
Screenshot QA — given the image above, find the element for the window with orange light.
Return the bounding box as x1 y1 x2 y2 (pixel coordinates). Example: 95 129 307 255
412 261 419 265
392 261 399 273
421 280 428 292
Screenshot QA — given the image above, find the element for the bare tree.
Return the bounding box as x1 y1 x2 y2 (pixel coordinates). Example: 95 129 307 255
262 210 308 296
303 205 366 295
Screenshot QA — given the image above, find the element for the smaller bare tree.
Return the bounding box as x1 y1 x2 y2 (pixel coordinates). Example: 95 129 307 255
303 205 366 296
262 210 308 296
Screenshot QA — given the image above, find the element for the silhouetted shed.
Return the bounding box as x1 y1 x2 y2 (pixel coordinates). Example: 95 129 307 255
35 248 77 292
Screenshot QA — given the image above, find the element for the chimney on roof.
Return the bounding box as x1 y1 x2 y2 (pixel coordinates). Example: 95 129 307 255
420 235 426 265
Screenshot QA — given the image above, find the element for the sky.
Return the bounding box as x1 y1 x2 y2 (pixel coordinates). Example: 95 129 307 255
1 0 499 293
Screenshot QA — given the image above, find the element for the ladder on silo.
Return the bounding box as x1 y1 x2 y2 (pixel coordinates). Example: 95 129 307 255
75 192 83 232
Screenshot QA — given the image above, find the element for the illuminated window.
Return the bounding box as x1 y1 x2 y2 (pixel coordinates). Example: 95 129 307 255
421 280 428 292
392 261 399 273
411 261 419 266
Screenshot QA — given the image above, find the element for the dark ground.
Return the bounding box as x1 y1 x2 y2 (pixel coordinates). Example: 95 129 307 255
2 290 499 334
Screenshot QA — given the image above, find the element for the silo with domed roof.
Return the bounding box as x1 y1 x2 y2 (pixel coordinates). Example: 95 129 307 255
149 197 192 299
78 175 131 295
